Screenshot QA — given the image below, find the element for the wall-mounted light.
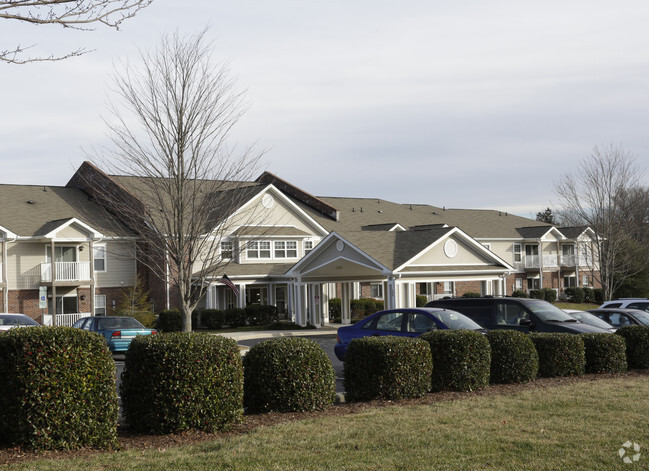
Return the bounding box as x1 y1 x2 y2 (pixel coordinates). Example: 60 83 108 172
80 295 86 301
78 246 84 252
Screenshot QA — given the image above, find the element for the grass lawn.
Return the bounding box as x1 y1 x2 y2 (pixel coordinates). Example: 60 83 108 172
7 374 649 470
554 302 599 311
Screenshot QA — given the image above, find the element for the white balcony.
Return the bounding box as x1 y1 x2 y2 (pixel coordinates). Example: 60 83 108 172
43 312 90 327
40 262 91 283
524 254 559 269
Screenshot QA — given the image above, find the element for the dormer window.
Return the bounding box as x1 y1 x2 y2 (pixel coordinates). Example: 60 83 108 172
247 241 271 259
221 241 233 259
304 240 314 255
274 241 297 258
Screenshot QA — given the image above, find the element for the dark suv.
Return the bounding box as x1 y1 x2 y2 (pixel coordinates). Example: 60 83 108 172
425 297 610 334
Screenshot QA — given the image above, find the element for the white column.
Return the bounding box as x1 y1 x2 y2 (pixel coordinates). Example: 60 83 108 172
341 282 352 324
238 285 246 309
386 277 396 309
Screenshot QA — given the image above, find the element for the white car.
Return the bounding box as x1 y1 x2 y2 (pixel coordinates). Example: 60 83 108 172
599 298 649 312
0 314 41 331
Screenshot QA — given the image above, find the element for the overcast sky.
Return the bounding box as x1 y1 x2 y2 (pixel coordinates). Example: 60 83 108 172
3 1 649 218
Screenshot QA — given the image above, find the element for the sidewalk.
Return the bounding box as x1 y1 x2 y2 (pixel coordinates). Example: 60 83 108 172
217 323 341 342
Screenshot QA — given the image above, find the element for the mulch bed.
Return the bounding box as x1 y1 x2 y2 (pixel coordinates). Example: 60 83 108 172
2 369 648 465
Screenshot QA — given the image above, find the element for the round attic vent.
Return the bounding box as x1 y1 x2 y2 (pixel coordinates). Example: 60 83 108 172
444 239 458 258
261 194 275 209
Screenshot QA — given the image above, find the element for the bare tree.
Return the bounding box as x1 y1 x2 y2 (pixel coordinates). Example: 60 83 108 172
89 30 264 331
1 0 152 64
554 143 648 300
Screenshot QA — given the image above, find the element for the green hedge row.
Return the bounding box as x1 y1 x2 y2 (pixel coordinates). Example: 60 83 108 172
487 330 538 384
243 337 335 412
344 337 432 401
564 287 603 304
529 288 557 303
121 333 243 434
0 327 118 451
616 326 649 369
530 333 585 377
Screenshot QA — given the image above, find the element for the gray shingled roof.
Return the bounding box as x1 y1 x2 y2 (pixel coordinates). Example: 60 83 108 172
232 226 311 237
0 185 132 237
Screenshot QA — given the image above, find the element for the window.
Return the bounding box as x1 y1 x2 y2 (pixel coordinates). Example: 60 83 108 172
527 278 540 290
370 283 383 299
582 275 589 286
563 276 576 288
247 241 271 259
375 311 404 332
46 245 77 262
274 241 297 258
94 245 106 271
443 282 453 294
221 241 233 259
406 313 437 333
95 294 106 316
513 244 522 263
515 278 523 290
304 240 314 255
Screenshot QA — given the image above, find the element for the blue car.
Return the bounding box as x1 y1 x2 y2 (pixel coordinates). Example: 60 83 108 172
72 316 157 352
334 307 486 361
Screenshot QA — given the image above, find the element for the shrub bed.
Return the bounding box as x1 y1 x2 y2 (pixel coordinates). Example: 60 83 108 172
121 333 243 434
156 309 183 332
225 308 247 328
245 304 278 326
542 288 557 303
564 287 585 303
344 336 432 401
0 327 118 450
581 333 627 374
199 309 225 330
512 290 528 298
529 333 585 378
243 337 335 412
615 326 649 369
486 330 538 384
420 330 491 392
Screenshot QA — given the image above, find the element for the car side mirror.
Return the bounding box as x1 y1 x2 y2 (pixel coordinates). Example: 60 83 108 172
520 318 532 326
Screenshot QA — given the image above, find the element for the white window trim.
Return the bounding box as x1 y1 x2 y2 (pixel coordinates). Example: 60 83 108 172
513 243 522 263
95 294 107 315
221 241 233 260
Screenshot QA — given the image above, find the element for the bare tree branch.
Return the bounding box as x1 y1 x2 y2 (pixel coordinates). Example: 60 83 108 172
85 30 265 331
554 143 648 300
1 0 152 63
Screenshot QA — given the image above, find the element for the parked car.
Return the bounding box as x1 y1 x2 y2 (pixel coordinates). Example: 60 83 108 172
587 308 649 328
334 307 486 361
563 309 617 332
0 313 40 331
72 316 157 352
426 297 610 334
598 298 649 312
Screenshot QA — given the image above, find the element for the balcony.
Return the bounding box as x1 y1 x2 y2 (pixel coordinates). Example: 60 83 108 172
40 261 91 283
524 254 559 269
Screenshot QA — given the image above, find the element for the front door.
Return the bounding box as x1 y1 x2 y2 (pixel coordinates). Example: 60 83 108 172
50 295 78 314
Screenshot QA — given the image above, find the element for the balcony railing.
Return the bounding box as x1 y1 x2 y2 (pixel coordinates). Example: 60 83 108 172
524 255 559 269
40 262 91 282
42 312 89 327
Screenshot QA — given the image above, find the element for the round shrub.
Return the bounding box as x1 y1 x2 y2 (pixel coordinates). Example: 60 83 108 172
529 289 544 300
564 287 585 304
420 330 491 392
344 336 432 401
121 333 243 434
0 327 118 450
582 288 595 303
200 309 225 330
487 330 538 384
529 333 585 378
156 309 182 332
616 326 649 369
581 333 627 374
512 290 528 298
245 304 278 326
416 295 428 307
328 298 342 321
243 337 335 412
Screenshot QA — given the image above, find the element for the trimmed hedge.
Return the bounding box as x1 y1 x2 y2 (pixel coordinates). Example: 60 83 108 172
200 309 225 330
245 304 278 326
512 289 528 298
582 288 595 303
0 327 118 450
564 287 585 304
121 333 243 434
344 336 432 401
243 337 335 412
581 333 627 374
616 326 649 369
529 333 585 378
350 298 384 321
543 288 557 303
420 330 491 392
329 298 342 321
156 309 183 332
416 295 428 307
225 308 247 328
487 330 538 384
529 289 544 300
594 289 604 304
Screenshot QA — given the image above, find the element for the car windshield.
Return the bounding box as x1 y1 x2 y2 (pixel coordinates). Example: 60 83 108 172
568 312 614 330
97 317 145 330
428 309 484 330
525 300 576 322
0 315 38 326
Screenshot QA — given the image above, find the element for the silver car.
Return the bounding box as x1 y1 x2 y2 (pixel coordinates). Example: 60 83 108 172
0 314 40 331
